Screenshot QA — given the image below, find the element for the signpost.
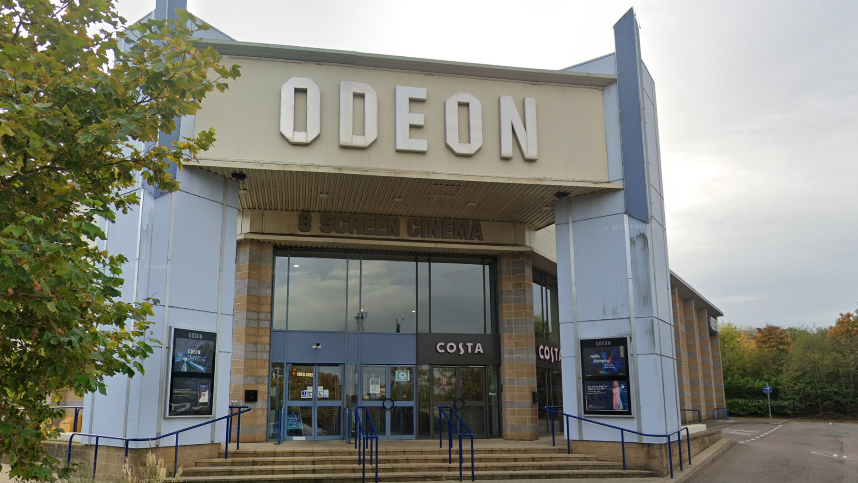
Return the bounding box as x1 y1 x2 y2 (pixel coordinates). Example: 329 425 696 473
763 385 773 423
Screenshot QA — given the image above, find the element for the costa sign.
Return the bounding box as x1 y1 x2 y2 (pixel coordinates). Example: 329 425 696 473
538 344 561 364
435 341 485 356
281 78 538 160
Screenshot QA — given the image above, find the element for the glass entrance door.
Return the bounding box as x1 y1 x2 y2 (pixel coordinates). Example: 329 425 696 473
430 366 487 438
360 365 416 439
281 364 343 440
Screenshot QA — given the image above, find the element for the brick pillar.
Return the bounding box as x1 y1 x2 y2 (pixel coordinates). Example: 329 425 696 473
683 299 705 418
697 308 715 418
498 252 538 441
671 287 692 423
710 334 726 409
229 240 274 442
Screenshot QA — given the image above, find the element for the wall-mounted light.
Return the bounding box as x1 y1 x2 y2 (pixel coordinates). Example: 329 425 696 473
312 343 322 349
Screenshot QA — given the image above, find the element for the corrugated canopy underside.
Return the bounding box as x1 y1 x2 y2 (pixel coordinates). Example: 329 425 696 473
202 166 618 230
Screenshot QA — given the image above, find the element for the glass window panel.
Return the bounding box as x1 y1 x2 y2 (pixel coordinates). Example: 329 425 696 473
268 363 285 439
288 252 347 331
390 366 414 401
418 258 430 333
430 259 485 334
548 276 560 343
317 366 343 401
417 365 431 437
347 255 361 332
484 263 494 334
316 406 342 437
284 406 313 437
390 407 414 436
272 256 290 331
487 366 499 438
361 366 387 402
360 254 417 333
460 366 484 401
432 366 457 401
287 365 314 401
533 280 545 341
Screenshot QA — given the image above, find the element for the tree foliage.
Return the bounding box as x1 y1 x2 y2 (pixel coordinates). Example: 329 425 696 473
0 0 239 479
720 311 858 419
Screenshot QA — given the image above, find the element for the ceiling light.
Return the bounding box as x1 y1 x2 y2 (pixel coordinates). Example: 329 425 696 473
318 192 330 198
466 201 478 207
293 264 300 268
392 197 403 202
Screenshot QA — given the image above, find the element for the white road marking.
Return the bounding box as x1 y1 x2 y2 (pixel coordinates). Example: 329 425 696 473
738 424 783 444
811 451 851 460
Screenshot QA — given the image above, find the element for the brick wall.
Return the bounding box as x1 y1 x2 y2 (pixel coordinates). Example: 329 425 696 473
229 240 274 442
497 252 538 441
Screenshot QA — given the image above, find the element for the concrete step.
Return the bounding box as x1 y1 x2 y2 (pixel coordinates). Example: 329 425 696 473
176 468 653 482
220 446 571 459
197 453 599 467
182 460 623 476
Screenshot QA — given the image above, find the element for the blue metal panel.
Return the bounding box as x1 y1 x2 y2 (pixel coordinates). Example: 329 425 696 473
613 8 649 222
270 331 286 362
286 332 347 364
359 334 417 365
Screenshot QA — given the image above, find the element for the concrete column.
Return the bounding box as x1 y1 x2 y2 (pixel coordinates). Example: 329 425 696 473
671 287 693 422
229 240 274 442
683 300 705 417
697 309 716 415
497 253 539 441
710 334 726 409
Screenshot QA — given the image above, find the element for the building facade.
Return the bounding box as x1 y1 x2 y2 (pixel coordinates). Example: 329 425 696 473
70 1 725 450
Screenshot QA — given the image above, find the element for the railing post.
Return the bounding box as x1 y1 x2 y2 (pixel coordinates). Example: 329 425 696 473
174 434 180 477
225 411 231 460
73 408 80 433
667 434 673 478
459 434 463 482
685 427 692 466
621 431 626 470
470 436 475 482
66 435 74 468
550 410 556 447
439 409 443 449
448 414 453 464
678 430 683 471
375 437 379 483
279 407 285 445
236 408 242 450
565 416 571 455
124 440 130 460
92 436 99 480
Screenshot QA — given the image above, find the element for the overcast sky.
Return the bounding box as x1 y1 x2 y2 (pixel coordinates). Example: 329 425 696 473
116 0 858 329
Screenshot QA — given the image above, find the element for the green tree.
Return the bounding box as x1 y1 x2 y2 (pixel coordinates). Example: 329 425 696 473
0 0 239 479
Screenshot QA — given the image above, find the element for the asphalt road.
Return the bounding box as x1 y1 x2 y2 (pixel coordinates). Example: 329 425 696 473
696 419 858 483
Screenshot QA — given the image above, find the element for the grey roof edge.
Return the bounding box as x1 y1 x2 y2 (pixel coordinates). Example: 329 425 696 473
670 270 724 317
195 39 618 88
562 52 616 71
129 10 235 41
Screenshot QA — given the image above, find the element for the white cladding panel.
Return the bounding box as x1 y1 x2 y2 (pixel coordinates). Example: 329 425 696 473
195 58 610 184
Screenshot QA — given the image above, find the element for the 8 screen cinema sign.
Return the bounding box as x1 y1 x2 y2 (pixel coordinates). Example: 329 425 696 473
168 328 217 417
580 337 632 416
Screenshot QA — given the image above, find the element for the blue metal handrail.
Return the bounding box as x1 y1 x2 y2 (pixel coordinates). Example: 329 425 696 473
545 406 690 478
353 406 379 483
65 405 251 479
52 405 84 433
712 407 730 421
437 406 474 482
680 408 702 424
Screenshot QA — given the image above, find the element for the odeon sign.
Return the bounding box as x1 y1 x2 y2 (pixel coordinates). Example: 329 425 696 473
538 345 561 364
280 77 539 160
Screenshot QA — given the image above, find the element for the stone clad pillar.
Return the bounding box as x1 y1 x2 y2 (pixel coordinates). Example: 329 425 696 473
697 309 716 416
229 240 274 442
683 300 705 416
497 253 539 441
710 334 726 410
672 287 692 422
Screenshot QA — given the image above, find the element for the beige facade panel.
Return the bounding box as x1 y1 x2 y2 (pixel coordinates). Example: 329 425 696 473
194 57 611 186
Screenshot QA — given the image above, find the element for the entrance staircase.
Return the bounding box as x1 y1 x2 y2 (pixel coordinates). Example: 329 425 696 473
177 443 653 482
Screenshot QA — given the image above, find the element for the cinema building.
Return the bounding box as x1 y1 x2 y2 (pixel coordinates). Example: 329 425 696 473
58 0 727 464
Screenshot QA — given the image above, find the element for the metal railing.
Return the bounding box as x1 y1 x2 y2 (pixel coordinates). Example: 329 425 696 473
437 406 474 482
712 407 730 421
545 406 690 479
353 406 379 483
65 405 251 479
680 408 702 424
52 406 84 433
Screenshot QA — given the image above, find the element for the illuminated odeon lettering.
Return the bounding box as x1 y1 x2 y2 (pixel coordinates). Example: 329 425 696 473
280 77 537 161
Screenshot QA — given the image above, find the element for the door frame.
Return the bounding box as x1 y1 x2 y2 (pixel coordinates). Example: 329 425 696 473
429 365 489 438
359 365 417 440
282 364 345 441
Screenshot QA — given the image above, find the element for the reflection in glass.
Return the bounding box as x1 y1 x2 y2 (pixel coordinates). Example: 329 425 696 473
361 366 387 402
487 366 499 437
287 253 347 331
284 406 312 437
360 255 417 333
533 269 560 342
288 365 314 401
432 366 457 401
347 255 361 332
417 365 431 437
272 257 290 331
390 367 414 401
460 367 484 401
430 260 485 334
269 363 285 439
390 407 414 436
317 366 343 401
417 258 430 333
316 406 342 437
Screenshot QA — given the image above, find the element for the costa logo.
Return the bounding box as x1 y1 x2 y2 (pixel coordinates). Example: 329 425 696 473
435 342 485 355
538 345 561 364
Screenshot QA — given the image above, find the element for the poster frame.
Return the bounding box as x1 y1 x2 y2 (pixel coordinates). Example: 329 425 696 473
579 336 634 417
166 327 218 419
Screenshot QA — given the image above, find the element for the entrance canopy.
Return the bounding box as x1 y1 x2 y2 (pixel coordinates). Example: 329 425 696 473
191 40 621 228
